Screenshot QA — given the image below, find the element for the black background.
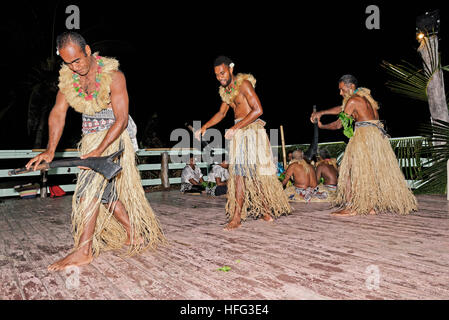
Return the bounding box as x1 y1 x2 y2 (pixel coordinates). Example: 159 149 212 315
2 1 447 149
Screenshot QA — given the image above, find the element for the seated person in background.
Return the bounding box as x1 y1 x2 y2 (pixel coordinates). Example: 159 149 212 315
282 150 328 202
315 148 339 193
206 160 230 196
287 151 293 165
180 154 205 194
303 154 316 167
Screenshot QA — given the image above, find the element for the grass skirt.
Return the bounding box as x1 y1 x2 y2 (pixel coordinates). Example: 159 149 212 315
72 129 166 257
335 121 418 214
226 120 291 221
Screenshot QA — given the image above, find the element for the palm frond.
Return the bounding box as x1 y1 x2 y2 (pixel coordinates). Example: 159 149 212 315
381 35 443 104
415 119 449 194
380 60 429 101
390 137 425 181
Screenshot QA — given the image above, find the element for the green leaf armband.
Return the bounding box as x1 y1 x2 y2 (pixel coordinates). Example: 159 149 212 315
279 173 286 182
338 112 354 138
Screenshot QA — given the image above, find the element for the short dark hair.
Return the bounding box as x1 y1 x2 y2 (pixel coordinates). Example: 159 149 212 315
338 74 358 88
56 31 88 55
319 148 331 159
214 55 233 68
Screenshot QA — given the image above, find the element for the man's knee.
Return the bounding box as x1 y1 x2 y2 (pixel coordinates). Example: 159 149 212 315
103 200 123 213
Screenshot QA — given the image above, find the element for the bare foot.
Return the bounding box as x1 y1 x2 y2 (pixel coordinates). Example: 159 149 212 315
262 214 273 222
369 209 377 215
125 232 144 246
224 219 241 231
48 249 93 271
331 208 357 216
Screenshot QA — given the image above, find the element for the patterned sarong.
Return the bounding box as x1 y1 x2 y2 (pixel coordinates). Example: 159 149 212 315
82 108 139 151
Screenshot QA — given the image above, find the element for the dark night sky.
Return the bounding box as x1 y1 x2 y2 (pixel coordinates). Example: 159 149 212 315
1 1 447 149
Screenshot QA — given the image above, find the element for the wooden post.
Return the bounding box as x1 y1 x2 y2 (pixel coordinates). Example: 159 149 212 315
280 125 287 170
161 152 170 190
447 159 449 200
40 170 47 198
418 35 449 124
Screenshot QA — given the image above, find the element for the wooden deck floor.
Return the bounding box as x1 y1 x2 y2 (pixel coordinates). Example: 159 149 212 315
0 191 448 300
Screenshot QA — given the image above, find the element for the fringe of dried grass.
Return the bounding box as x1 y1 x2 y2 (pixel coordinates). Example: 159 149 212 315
226 121 291 221
72 129 166 257
334 123 418 214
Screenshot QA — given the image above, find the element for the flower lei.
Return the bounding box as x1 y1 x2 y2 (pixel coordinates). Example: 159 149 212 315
219 73 256 105
72 55 105 101
224 80 237 95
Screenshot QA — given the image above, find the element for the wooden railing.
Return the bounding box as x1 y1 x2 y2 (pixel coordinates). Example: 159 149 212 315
0 136 429 198
0 148 225 198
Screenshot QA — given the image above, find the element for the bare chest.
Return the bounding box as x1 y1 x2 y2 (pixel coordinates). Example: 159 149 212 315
229 93 252 118
79 74 98 95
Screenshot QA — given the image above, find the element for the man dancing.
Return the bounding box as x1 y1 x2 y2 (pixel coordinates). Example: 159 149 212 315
310 74 417 215
26 32 165 271
195 56 291 229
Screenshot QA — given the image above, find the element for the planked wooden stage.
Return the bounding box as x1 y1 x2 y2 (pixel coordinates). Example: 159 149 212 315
0 191 448 300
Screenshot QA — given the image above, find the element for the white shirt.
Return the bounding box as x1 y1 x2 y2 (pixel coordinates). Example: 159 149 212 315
207 165 229 183
181 165 203 184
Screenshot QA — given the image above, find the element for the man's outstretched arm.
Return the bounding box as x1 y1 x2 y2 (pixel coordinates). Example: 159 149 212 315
318 119 343 130
195 102 229 140
317 98 357 130
310 105 342 123
26 90 70 170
